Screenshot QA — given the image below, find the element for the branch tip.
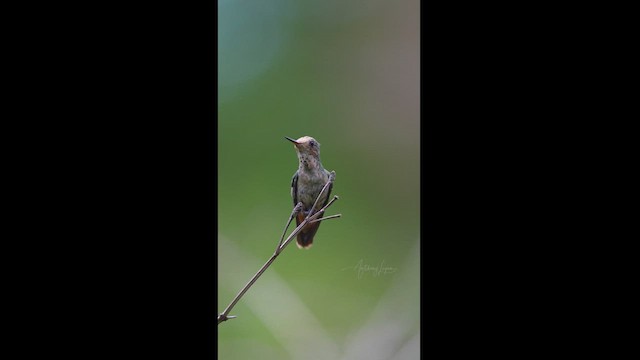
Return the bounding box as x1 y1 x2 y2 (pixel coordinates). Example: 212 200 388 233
308 214 342 224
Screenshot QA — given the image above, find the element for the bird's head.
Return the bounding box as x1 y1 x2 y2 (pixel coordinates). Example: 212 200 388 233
285 136 321 157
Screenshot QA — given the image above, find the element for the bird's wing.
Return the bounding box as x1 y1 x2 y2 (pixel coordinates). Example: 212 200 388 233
321 170 335 208
291 170 299 207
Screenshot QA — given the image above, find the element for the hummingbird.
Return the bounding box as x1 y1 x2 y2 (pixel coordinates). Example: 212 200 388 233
285 136 335 249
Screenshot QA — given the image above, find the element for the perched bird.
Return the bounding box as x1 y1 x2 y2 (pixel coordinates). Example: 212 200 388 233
285 136 335 249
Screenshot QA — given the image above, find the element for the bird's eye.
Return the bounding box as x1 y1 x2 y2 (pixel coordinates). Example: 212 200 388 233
310 141 316 147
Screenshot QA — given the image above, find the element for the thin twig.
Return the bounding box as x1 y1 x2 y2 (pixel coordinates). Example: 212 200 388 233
308 214 342 224
278 195 338 252
276 202 303 253
309 171 336 215
218 179 339 325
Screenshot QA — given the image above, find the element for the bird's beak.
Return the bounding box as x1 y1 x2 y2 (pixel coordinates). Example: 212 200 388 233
284 136 299 144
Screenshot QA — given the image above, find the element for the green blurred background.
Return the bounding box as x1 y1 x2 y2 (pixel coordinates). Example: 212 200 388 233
218 1 419 358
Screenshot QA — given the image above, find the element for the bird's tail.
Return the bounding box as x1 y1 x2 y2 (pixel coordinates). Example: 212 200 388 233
295 211 323 249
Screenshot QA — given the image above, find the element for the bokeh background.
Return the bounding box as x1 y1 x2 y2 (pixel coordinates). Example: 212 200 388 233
218 1 419 359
